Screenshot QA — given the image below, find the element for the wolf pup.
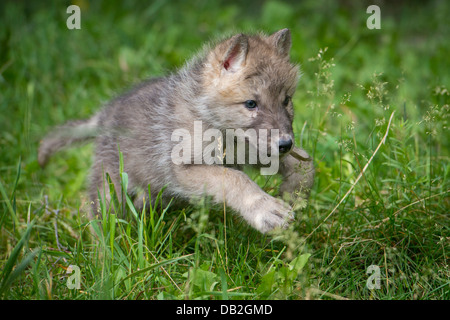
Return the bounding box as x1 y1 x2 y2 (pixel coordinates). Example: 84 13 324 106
39 29 314 233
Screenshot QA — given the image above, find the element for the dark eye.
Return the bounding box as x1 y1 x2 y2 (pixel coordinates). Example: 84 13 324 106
283 95 291 106
244 100 258 109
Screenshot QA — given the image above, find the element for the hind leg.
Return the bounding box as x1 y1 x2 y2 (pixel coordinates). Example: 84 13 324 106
88 154 125 218
279 147 315 203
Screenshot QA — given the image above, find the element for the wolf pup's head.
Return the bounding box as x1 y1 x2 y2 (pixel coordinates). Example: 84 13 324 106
200 29 299 164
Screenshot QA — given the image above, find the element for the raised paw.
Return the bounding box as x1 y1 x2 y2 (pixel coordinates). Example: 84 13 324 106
249 196 294 233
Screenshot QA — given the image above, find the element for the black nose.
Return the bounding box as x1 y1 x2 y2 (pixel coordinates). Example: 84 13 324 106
278 138 293 154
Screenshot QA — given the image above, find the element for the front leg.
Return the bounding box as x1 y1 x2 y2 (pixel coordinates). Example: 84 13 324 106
173 165 293 233
279 147 315 203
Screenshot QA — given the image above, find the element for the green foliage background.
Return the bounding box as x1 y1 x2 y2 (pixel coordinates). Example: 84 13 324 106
0 0 448 300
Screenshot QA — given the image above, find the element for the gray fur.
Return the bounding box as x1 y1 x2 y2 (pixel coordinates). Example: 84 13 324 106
39 29 315 233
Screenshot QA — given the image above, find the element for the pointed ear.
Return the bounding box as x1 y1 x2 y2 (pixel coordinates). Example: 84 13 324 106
221 34 248 73
269 28 292 57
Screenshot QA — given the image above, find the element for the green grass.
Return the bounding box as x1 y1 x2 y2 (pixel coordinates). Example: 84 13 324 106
0 0 449 300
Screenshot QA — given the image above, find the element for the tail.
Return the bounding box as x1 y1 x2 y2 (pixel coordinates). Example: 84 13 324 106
38 114 99 167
